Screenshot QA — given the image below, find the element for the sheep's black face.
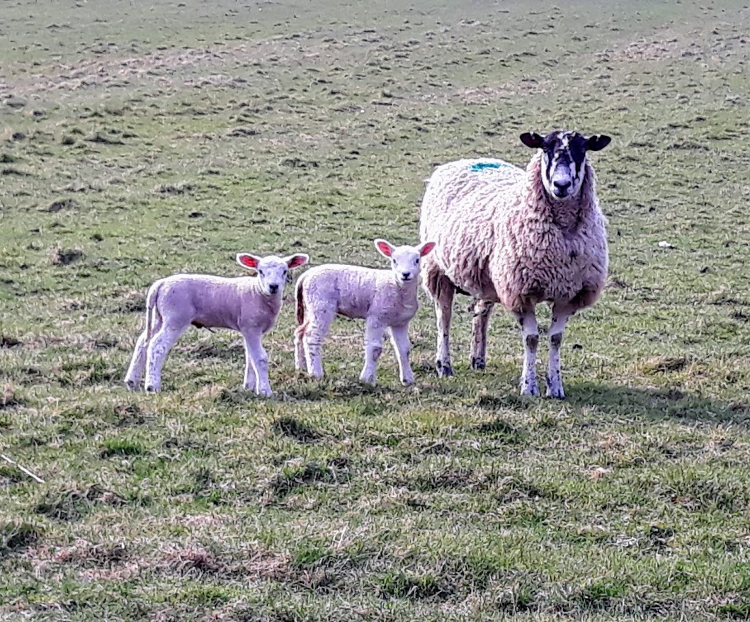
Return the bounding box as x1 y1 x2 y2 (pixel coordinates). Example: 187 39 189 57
520 130 611 200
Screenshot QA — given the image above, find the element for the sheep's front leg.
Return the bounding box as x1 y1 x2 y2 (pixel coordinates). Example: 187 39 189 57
470 299 494 370
360 320 386 385
244 331 272 397
547 303 575 399
389 324 414 386
241 333 258 391
124 329 150 390
512 308 539 397
144 325 187 393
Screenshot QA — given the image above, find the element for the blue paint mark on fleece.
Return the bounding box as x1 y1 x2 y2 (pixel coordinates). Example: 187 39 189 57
469 161 511 172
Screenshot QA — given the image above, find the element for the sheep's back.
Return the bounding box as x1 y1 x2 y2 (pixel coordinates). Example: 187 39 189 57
419 159 524 299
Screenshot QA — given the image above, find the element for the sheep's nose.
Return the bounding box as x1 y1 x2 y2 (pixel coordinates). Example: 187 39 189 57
554 180 571 192
402 272 412 280
269 284 279 294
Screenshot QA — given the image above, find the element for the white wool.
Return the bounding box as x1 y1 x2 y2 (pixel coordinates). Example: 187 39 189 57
419 139 609 399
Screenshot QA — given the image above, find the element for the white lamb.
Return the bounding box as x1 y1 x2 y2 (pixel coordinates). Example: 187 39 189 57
124 252 309 395
420 130 611 398
294 239 436 386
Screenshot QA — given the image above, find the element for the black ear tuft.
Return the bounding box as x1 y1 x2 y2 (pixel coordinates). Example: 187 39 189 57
586 134 612 151
520 132 544 149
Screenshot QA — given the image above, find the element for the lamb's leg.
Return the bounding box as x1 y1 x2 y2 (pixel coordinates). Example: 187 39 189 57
547 303 575 399
243 331 272 397
144 324 186 393
124 329 149 390
303 310 334 379
241 333 258 391
512 307 539 397
432 275 456 377
294 324 306 371
470 299 494 370
389 324 414 386
360 319 386 385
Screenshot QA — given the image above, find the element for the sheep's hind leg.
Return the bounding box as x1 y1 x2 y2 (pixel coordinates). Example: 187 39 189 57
293 324 306 371
431 275 456 377
303 310 334 379
144 324 187 393
470 299 494 370
512 308 539 397
360 319 386 385
546 302 575 399
124 329 149 390
389 323 414 386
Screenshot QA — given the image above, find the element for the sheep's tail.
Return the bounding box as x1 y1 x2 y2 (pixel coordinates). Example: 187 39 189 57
145 281 161 340
295 275 306 326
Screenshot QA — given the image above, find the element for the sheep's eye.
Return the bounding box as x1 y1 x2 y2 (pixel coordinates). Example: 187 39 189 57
259 270 264 276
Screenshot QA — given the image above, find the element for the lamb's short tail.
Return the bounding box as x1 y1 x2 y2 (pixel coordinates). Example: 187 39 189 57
295 276 306 326
145 281 161 340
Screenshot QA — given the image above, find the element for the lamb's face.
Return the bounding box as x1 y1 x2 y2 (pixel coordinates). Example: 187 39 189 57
236 253 309 295
374 239 436 285
520 130 611 201
255 257 290 295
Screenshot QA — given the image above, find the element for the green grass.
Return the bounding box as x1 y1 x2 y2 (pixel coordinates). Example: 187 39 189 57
2 0 750 619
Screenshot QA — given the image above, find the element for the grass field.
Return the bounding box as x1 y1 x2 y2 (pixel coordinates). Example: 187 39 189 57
2 0 750 619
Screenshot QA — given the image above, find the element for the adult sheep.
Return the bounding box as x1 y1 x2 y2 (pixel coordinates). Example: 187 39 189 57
419 130 611 398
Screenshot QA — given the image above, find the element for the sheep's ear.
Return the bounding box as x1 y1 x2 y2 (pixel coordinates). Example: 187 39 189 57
374 239 395 258
520 132 544 149
237 253 260 270
285 253 309 269
585 134 612 151
419 241 436 257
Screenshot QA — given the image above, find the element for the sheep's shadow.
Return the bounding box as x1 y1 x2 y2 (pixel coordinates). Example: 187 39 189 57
275 367 750 426
562 381 750 425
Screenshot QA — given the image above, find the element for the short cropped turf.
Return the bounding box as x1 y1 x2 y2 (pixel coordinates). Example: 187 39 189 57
2 0 750 620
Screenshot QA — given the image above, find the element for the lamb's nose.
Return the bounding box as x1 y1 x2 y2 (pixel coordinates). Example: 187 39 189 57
402 272 411 280
269 284 279 294
554 180 571 191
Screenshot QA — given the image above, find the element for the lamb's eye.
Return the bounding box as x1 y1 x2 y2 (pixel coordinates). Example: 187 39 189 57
259 270 264 276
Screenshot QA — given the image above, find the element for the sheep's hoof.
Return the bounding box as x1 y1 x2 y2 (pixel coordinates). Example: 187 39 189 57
545 380 565 400
470 357 486 371
436 361 453 377
144 384 160 394
257 388 273 398
124 378 139 392
520 379 539 397
401 377 414 387
359 375 377 385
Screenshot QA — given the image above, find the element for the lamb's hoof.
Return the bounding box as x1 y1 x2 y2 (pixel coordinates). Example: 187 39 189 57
470 357 486 371
359 375 377 385
144 384 160 394
401 377 414 387
520 379 539 397
436 361 453 377
124 379 139 392
257 388 273 398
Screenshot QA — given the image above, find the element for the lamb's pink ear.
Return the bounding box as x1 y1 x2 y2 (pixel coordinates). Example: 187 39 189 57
419 241 436 257
236 253 260 270
285 254 309 269
374 239 395 258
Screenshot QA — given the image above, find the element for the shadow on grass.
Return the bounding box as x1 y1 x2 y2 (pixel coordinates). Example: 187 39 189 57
567 381 750 425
